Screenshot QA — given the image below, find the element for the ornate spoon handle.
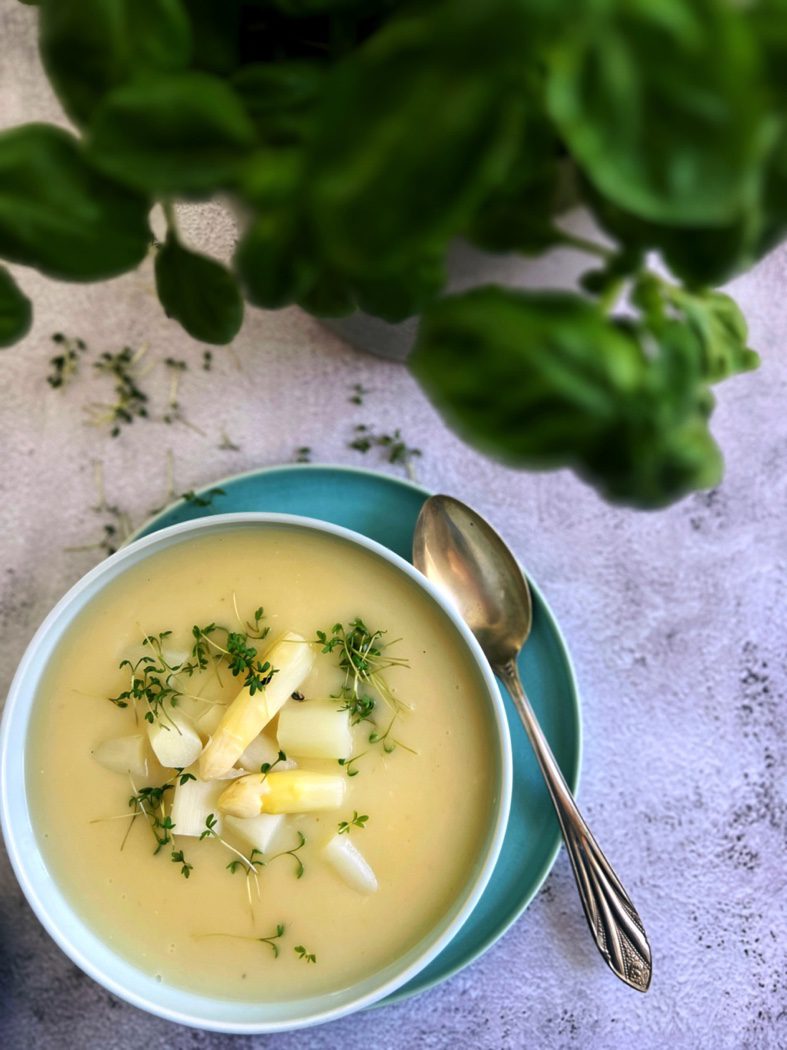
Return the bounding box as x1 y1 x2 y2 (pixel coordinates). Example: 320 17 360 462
498 661 652 992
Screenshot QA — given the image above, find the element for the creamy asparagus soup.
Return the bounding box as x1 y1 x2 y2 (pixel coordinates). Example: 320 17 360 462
27 526 497 1000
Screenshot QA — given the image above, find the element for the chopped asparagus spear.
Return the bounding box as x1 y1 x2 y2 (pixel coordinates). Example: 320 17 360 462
324 833 378 895
218 770 346 818
147 700 202 769
92 734 148 778
171 774 226 837
277 700 352 760
199 633 314 780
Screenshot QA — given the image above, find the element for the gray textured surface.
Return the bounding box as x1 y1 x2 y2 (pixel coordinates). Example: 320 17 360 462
1 5 786 1048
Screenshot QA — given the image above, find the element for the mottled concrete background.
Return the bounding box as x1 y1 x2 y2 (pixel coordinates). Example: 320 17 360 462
1 4 785 1048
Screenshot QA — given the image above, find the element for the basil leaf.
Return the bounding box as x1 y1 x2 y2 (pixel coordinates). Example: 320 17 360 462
0 267 32 348
307 0 530 276
235 213 314 309
411 288 726 507
88 73 257 196
633 276 759 382
353 248 446 323
548 0 766 226
231 62 325 145
586 185 759 288
465 106 567 256
39 0 191 126
0 124 151 280
155 232 243 345
296 269 355 318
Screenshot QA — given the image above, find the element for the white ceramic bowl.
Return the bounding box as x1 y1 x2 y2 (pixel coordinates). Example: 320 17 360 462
0 513 512 1033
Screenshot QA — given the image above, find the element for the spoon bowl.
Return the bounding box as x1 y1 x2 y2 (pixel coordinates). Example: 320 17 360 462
412 495 532 667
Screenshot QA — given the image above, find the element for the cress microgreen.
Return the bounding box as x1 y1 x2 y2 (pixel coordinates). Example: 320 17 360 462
260 924 286 958
199 813 219 841
171 849 193 879
338 812 369 835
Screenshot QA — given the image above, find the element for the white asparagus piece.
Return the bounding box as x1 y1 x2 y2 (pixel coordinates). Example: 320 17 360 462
218 770 346 818
171 775 226 837
169 694 207 722
237 731 281 772
195 702 226 739
224 813 285 854
277 700 352 760
199 633 315 780
323 834 378 895
146 700 203 769
92 734 149 778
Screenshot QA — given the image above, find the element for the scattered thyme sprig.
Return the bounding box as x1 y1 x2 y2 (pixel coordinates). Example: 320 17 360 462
349 424 422 478
295 446 312 463
294 944 317 964
47 333 87 388
65 461 134 556
218 430 240 451
349 383 368 405
87 346 150 437
161 356 206 434
338 812 369 834
179 487 226 508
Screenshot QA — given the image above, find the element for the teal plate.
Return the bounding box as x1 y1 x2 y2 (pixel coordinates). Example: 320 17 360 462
132 464 582 1007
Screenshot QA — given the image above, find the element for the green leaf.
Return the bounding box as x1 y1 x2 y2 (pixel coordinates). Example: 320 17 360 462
548 0 767 226
296 268 354 318
231 63 325 145
0 124 151 280
465 160 564 257
353 247 446 322
88 73 257 196
155 231 243 345
0 267 32 348
235 213 314 309
39 0 191 126
410 288 728 507
586 182 761 288
465 104 567 255
633 276 759 383
412 288 643 464
307 0 531 276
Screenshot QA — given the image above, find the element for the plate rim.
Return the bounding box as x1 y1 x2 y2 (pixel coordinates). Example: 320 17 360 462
132 462 583 1005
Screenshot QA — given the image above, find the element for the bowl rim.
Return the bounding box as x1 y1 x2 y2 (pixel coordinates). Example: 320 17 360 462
0 511 513 1033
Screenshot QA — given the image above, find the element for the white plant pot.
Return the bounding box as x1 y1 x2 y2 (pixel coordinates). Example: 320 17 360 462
320 211 601 361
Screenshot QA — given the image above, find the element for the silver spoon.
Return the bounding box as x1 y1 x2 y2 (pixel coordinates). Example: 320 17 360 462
413 494 652 992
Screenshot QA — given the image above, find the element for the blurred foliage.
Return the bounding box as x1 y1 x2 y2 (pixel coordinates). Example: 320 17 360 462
2 0 785 505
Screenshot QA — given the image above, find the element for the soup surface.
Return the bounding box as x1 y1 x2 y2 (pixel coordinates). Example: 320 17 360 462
27 526 497 1000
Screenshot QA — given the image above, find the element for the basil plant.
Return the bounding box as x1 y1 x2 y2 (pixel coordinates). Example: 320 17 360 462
1 0 784 507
